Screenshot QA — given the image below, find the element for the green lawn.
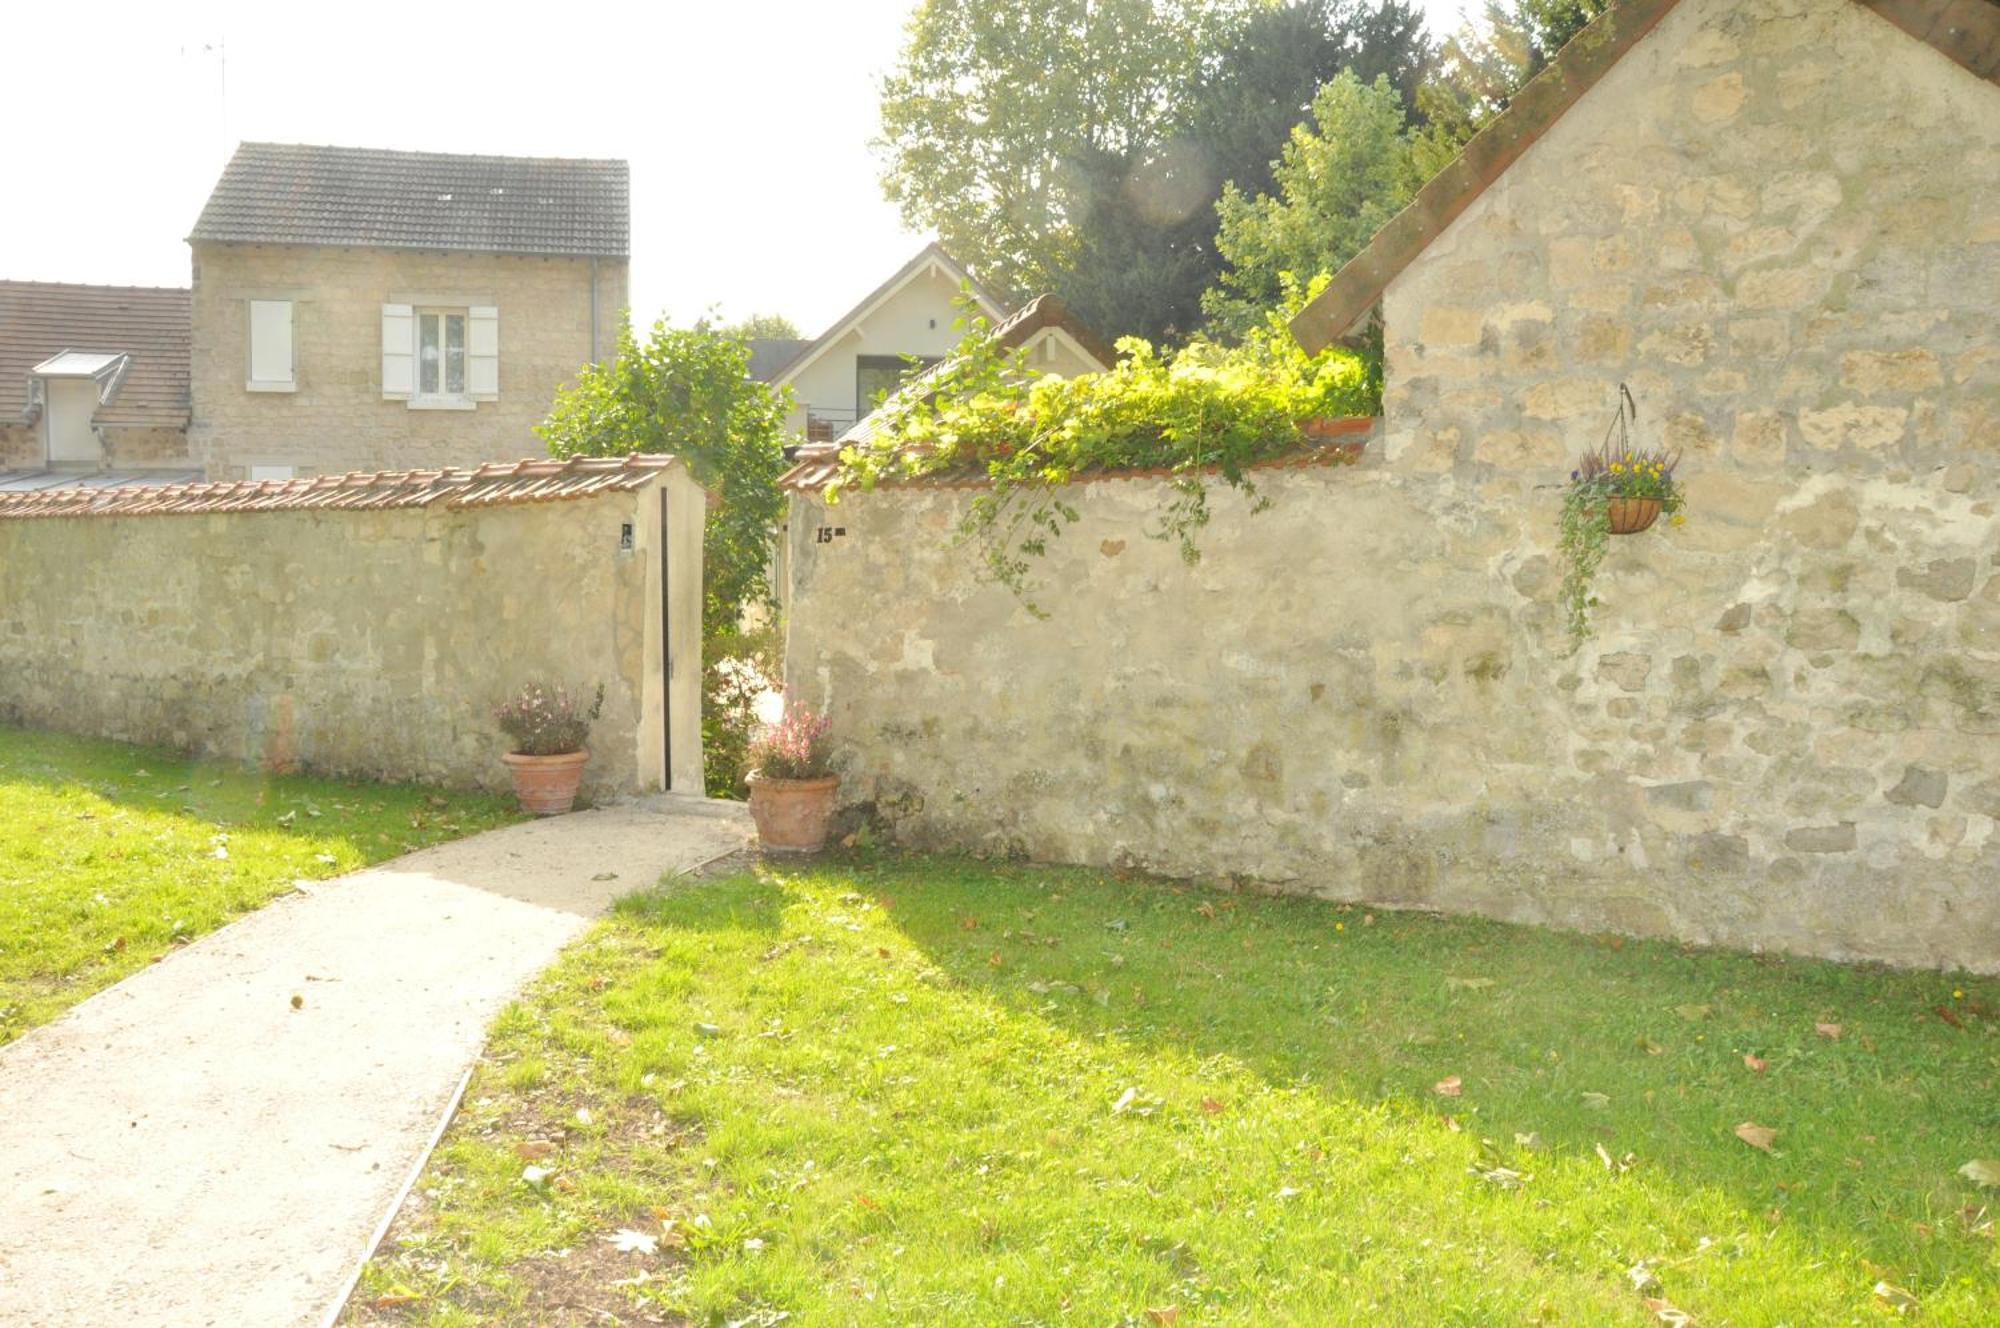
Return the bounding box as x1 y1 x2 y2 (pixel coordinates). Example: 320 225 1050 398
0 726 518 1042
347 856 1998 1327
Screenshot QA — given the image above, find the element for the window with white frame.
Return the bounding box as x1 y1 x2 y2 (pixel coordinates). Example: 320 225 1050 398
247 299 295 391
382 303 497 406
417 309 467 400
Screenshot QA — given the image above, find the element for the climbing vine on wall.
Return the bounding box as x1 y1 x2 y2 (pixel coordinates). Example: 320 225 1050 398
829 283 1379 615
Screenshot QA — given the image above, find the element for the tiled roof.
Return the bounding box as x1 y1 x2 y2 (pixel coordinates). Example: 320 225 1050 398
189 142 630 259
0 468 201 493
779 417 1376 493
0 281 190 429
746 337 813 382
0 455 679 521
1290 0 2000 352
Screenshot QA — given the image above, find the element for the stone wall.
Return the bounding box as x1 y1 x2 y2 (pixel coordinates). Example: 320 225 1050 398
0 476 706 798
188 243 626 479
0 425 37 468
1383 0 1998 470
0 423 192 472
786 454 1997 974
782 0 1999 974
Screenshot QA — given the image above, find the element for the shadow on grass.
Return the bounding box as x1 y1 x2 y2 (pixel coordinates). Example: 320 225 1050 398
616 874 788 936
721 852 1998 1291
0 725 513 844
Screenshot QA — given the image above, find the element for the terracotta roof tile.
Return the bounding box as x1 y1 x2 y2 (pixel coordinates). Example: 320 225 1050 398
0 281 190 429
0 454 679 521
189 142 629 259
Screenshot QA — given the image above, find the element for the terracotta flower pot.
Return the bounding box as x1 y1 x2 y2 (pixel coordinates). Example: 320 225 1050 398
1605 497 1662 535
501 749 589 816
748 774 840 853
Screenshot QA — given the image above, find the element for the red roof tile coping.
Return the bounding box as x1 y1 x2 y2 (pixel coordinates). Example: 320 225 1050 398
0 454 683 521
780 417 1377 493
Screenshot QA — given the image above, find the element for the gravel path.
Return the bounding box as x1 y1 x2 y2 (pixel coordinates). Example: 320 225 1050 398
0 796 751 1327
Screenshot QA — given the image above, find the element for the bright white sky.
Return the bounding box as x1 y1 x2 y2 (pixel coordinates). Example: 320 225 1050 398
0 0 1471 337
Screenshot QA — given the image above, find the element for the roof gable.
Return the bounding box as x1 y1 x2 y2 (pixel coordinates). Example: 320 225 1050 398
764 243 1006 387
1291 0 2000 352
189 142 630 259
0 281 190 430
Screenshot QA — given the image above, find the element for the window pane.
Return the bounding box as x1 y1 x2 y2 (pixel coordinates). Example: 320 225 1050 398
418 314 440 395
445 315 466 395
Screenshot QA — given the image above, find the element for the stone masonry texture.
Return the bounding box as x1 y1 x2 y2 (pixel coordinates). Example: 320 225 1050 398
0 490 659 799
784 0 2000 974
188 242 625 479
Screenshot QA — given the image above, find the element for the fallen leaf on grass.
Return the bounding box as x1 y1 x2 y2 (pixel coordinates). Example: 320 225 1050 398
1958 1159 2000 1188
1674 1003 1711 1022
1434 1076 1463 1097
1734 1121 1778 1153
1200 1097 1225 1116
605 1228 658 1255
1641 1296 1695 1325
1471 1163 1528 1189
1445 976 1495 991
1579 1091 1611 1109
1814 1021 1842 1040
1872 1281 1919 1314
1743 1053 1768 1073
513 1139 559 1162
1145 1308 1180 1325
1933 1004 1965 1030
372 1293 422 1309
1596 1143 1636 1172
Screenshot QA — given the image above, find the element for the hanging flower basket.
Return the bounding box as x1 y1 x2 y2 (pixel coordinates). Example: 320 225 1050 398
1605 497 1662 535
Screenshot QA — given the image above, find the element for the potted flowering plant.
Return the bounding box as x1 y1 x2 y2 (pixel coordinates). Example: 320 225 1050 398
1558 386 1687 648
493 681 603 815
746 698 838 853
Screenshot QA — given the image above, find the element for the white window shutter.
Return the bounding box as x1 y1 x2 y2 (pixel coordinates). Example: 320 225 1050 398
468 305 499 400
248 300 294 386
381 303 414 398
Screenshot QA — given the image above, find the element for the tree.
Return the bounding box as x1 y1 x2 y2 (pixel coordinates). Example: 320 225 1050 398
877 0 1253 303
1202 72 1427 336
877 1 1434 346
717 312 802 342
538 319 792 796
1059 1 1432 344
1418 0 1609 146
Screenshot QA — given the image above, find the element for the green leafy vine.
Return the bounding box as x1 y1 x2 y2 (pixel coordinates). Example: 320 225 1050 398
1557 386 1688 650
828 278 1379 614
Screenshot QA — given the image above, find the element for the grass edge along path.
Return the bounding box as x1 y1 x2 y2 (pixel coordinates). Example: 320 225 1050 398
0 725 519 1042
348 854 1998 1327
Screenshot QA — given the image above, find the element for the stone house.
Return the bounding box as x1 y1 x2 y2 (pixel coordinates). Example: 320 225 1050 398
186 142 628 479
750 243 1007 442
781 0 2000 973
0 281 197 490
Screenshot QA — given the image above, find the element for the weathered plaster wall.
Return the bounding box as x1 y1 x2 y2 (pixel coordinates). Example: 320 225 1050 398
784 0 2000 973
188 243 626 479
0 481 703 797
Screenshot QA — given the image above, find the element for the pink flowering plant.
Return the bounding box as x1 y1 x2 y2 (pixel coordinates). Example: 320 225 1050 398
493 681 604 756
750 699 834 781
